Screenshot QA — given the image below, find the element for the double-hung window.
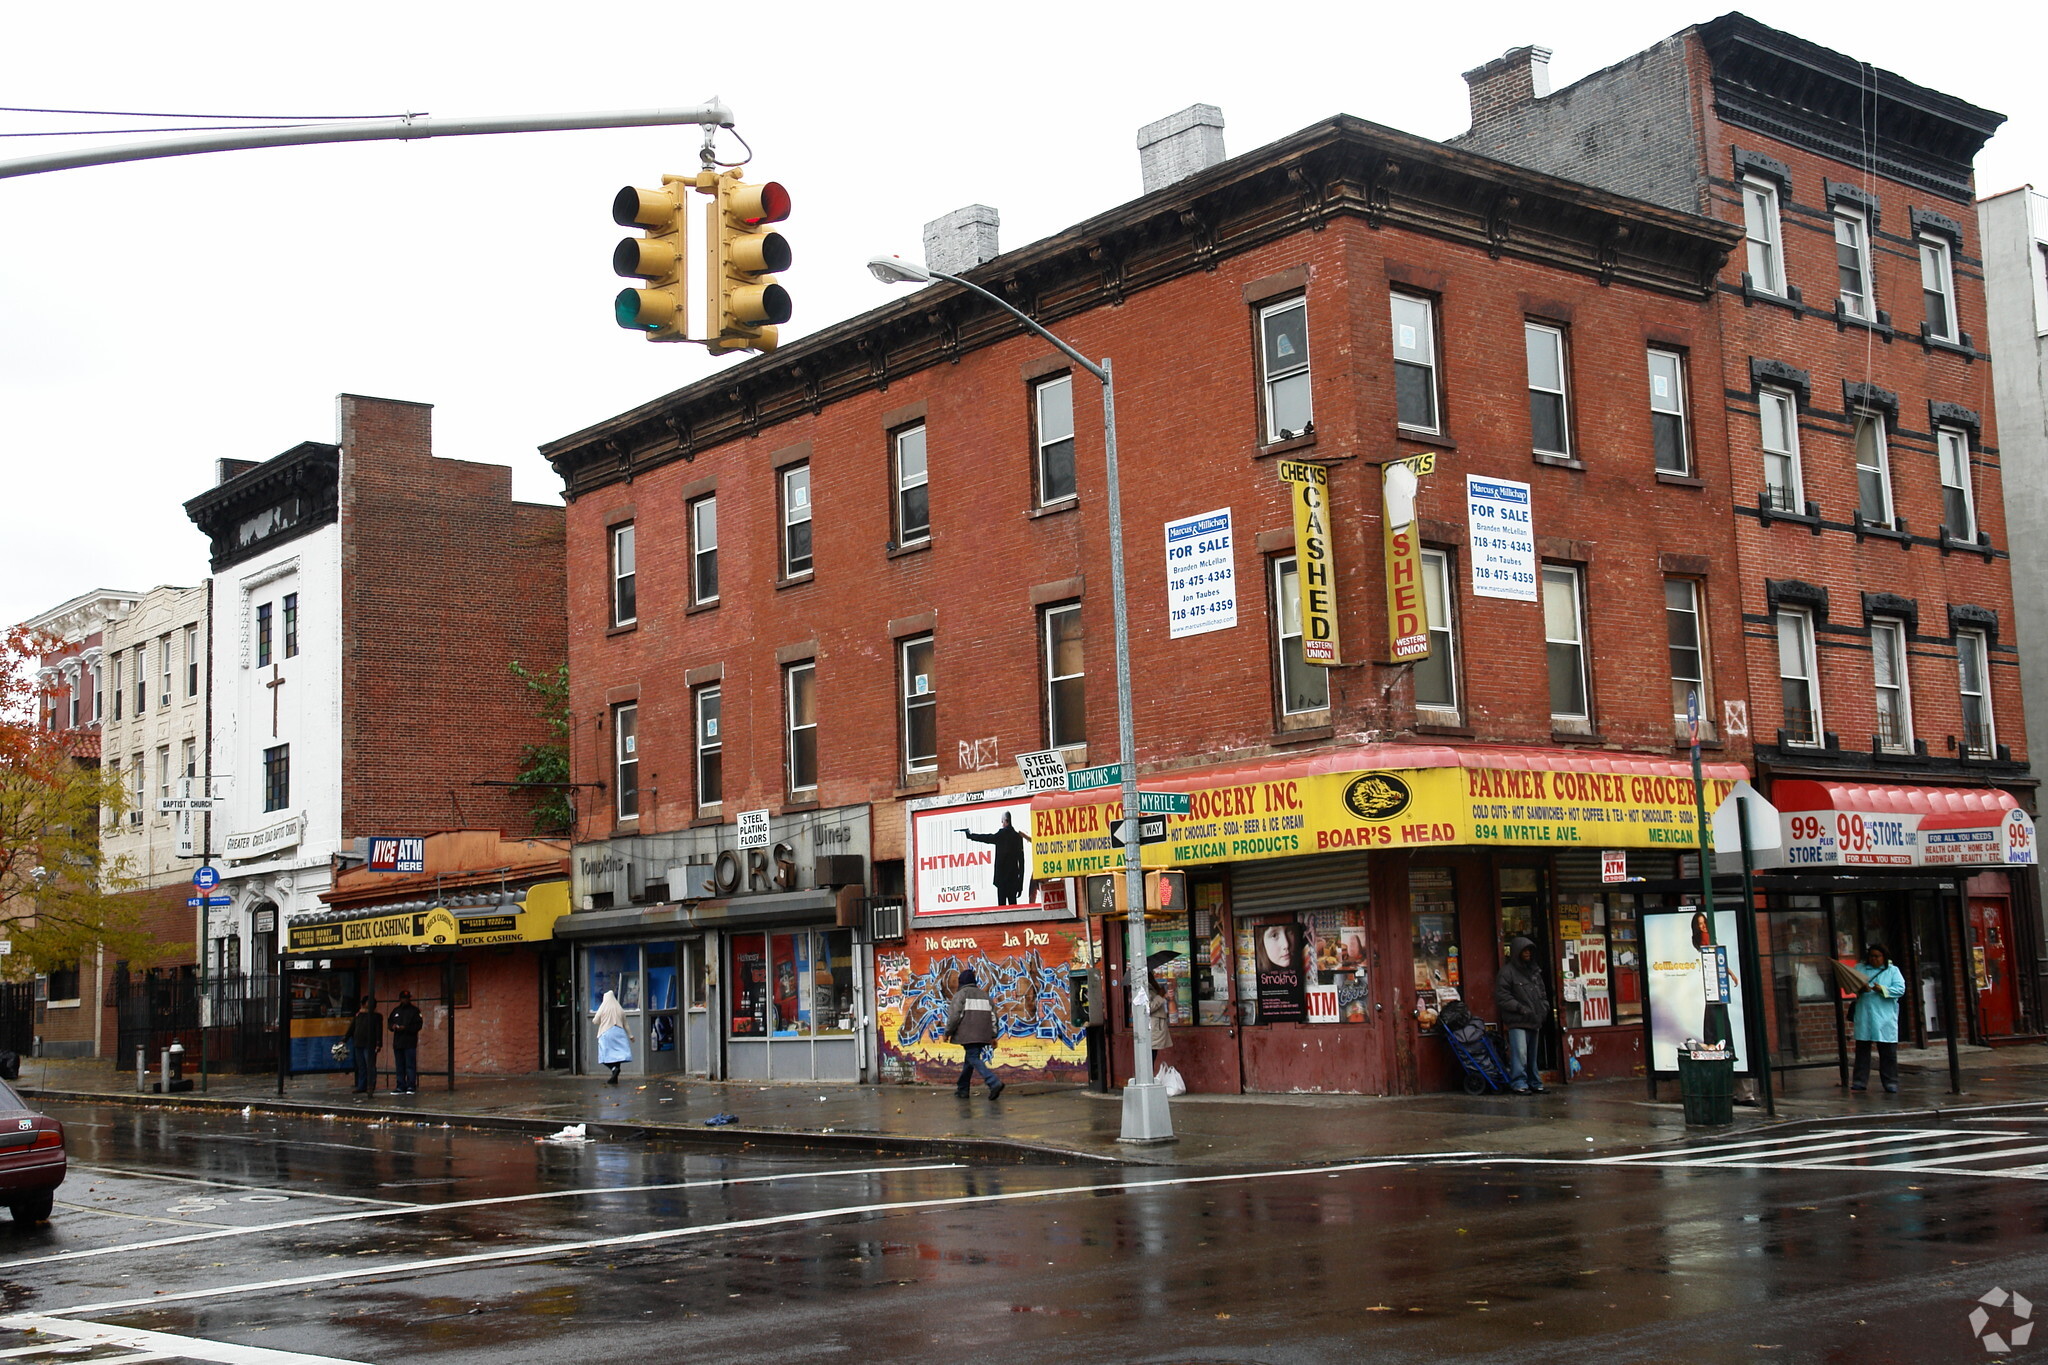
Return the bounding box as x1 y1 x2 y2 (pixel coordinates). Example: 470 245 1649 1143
1542 566 1589 725
256 604 272 667
158 633 172 706
1259 299 1312 442
1034 374 1077 505
130 751 145 824
157 745 171 810
1665 579 1705 724
1391 293 1440 433
1958 631 1994 757
1524 322 1570 457
894 424 930 545
1920 235 1958 341
1777 611 1821 745
781 464 813 577
610 524 636 626
1759 387 1803 512
1414 548 1458 714
1938 427 1976 540
106 759 121 828
182 737 197 781
695 687 722 809
283 594 298 658
1648 349 1690 475
1742 178 1786 294
901 636 937 774
184 625 199 696
785 663 818 794
111 657 123 721
1872 618 1912 752
262 743 290 813
90 663 102 722
1835 210 1874 318
134 644 148 713
1854 411 1893 526
1043 604 1085 749
691 495 719 605
1273 558 1330 715
613 703 638 820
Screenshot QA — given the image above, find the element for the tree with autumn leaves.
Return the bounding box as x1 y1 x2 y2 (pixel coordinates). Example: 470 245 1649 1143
0 625 166 974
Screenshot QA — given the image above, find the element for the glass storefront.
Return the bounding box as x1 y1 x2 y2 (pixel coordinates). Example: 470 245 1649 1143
724 927 860 1081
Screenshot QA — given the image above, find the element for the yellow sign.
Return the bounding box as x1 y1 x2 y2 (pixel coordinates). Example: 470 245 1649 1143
1033 766 1738 878
288 881 570 952
1277 459 1340 665
1383 459 1429 662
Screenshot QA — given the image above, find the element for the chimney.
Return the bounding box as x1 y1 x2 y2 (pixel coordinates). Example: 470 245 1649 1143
1137 104 1226 195
922 204 1000 276
216 458 259 485
1463 45 1551 133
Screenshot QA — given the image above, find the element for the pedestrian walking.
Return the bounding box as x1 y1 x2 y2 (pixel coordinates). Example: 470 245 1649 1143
388 990 423 1094
1081 961 1108 1093
1494 936 1550 1094
945 969 1003 1100
1146 968 1174 1058
1851 943 1907 1093
593 990 632 1084
348 997 383 1096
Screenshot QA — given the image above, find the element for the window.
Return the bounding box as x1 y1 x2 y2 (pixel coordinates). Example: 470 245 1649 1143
1759 387 1803 512
1391 294 1439 433
695 687 721 810
159 633 172 705
184 625 199 696
1665 579 1704 722
728 929 856 1038
1958 631 1994 757
1835 210 1873 318
1854 411 1893 525
90 663 102 722
610 524 636 627
690 495 718 605
106 758 120 827
256 604 272 668
45 964 79 1005
182 737 197 781
612 703 638 820
894 424 930 545
1260 298 1313 442
111 657 122 721
1034 374 1077 504
1938 427 1976 540
785 663 818 793
1742 178 1785 294
901 636 937 773
1777 610 1821 745
283 594 298 659
1647 349 1690 475
157 746 171 811
68 689 78 730
1920 235 1957 340
1414 548 1458 713
130 752 144 824
1273 558 1330 715
1524 322 1570 456
262 743 289 812
133 644 147 713
1872 618 1912 752
1543 566 1589 724
1043 604 1085 749
781 464 813 577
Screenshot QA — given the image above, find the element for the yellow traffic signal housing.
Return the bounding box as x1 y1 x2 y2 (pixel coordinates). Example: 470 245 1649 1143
1083 869 1187 919
612 177 690 341
702 170 791 354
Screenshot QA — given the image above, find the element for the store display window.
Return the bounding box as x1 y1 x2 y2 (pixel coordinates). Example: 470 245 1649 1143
729 934 768 1036
734 929 856 1039
588 945 640 1012
1144 920 1194 1028
1301 904 1370 1022
1410 867 1459 1030
1191 881 1233 1026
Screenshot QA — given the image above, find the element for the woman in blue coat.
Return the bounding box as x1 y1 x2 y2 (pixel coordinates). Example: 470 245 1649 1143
593 990 633 1085
1851 944 1908 1093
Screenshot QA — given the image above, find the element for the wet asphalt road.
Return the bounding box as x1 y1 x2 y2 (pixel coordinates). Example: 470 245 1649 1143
0 1100 2044 1363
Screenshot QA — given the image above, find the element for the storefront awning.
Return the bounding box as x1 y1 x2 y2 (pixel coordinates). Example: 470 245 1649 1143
552 888 840 939
287 880 570 952
1773 780 2036 869
1031 743 1748 879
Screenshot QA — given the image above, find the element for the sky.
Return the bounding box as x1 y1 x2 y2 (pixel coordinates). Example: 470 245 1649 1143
2 1 2039 631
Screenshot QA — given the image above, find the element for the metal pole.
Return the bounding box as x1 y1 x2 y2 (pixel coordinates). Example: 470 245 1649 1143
1735 797 1774 1116
1940 883 1964 1094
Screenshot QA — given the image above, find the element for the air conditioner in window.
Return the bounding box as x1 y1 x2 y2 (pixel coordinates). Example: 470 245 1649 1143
870 901 906 943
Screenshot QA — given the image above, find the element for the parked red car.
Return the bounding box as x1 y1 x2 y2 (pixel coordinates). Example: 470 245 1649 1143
0 1081 64 1223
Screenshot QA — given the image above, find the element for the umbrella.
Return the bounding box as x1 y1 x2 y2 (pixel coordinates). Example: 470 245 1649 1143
1146 949 1183 969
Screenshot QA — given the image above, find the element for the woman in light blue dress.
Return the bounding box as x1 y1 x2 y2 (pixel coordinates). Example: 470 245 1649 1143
593 990 632 1085
1851 944 1907 1093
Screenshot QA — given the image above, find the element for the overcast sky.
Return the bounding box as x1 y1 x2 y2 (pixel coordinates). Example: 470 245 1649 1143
3 2 2038 631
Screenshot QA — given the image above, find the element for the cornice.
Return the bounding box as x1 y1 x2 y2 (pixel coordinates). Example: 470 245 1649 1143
183 442 340 573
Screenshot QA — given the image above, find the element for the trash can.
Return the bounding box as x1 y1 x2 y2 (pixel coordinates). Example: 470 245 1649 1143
1677 1050 1735 1126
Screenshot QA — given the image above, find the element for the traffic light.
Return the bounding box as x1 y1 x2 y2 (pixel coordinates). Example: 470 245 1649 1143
612 176 690 341
703 170 792 354
1082 870 1187 918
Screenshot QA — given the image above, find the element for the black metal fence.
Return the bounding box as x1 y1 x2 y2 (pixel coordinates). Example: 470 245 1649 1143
0 982 32 1061
113 969 280 1076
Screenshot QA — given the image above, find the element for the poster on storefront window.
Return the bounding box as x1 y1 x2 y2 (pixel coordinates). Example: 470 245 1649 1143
1254 917 1305 1023
911 788 1051 918
1145 921 1193 1026
874 921 1088 1084
1645 909 1750 1072
1566 932 1612 1027
1301 906 1370 1022
730 936 767 1037
1193 887 1233 1025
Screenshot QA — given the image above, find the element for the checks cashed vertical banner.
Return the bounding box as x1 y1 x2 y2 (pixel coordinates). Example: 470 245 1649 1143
1277 460 1340 665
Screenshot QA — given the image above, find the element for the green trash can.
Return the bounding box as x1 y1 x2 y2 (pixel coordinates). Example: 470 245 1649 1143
1677 1051 1736 1126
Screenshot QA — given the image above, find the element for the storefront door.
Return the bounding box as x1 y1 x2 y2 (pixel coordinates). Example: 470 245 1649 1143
1969 897 2017 1037
683 938 712 1078
1497 867 1559 1078
644 942 682 1073
543 949 574 1069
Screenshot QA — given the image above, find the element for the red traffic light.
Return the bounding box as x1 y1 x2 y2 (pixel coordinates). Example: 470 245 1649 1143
729 180 791 226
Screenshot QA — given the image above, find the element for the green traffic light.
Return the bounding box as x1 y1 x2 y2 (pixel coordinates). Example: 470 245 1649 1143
614 288 652 331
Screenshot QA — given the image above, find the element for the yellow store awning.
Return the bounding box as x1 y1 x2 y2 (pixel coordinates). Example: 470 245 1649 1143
287 880 570 952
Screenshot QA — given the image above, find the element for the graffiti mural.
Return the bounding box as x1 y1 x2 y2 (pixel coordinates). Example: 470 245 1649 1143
876 921 1089 1084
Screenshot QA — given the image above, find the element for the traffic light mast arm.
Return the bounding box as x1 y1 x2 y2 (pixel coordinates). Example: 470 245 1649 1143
0 102 735 180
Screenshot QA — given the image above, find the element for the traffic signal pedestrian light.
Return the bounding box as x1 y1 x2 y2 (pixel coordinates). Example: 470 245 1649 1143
612 176 690 341
703 170 791 354
1083 869 1187 918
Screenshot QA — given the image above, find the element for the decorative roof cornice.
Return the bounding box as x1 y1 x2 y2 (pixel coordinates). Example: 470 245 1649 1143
183 441 340 572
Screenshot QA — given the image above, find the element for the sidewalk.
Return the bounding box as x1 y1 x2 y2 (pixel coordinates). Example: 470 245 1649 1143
17 1045 2048 1168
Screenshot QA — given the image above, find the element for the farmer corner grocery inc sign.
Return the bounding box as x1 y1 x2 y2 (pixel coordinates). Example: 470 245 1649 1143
1031 762 1739 878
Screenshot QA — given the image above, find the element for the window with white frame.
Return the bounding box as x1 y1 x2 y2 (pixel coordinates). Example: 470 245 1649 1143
1524 322 1570 457
1872 618 1912 752
134 643 148 712
1958 630 1994 757
1034 374 1077 505
157 745 171 810
283 594 298 658
1938 427 1976 541
695 686 721 809
1835 209 1874 318
182 737 197 781
1920 235 1958 340
1259 299 1312 442
106 758 120 828
1648 349 1690 475
1742 178 1786 294
610 523 636 626
781 464 813 577
1391 293 1440 433
262 743 289 813
67 681 78 730
129 753 144 825
785 662 818 793
612 703 638 820
1273 557 1330 716
184 625 199 696
894 424 930 545
1542 565 1589 724
1043 604 1085 749
690 495 718 605
90 663 102 722
1414 548 1458 713
1665 579 1705 723
1759 387 1803 512
1854 411 1893 525
901 635 937 773
158 633 171 706
111 656 122 721
1777 610 1821 745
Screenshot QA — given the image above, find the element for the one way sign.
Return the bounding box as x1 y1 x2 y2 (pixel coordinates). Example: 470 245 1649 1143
1107 815 1169 848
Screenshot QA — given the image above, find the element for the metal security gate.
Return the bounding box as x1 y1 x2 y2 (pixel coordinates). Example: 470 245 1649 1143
0 982 32 1060
115 970 279 1077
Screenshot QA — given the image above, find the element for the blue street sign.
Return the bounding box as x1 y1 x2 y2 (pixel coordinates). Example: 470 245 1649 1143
1686 688 1701 747
186 894 232 908
192 865 221 890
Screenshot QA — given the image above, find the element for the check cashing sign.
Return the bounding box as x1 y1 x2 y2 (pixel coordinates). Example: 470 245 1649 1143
1277 460 1340 664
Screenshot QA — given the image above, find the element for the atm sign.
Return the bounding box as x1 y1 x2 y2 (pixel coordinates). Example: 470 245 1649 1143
367 837 426 874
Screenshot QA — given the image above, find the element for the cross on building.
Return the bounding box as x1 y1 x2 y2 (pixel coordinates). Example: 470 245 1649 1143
265 663 285 737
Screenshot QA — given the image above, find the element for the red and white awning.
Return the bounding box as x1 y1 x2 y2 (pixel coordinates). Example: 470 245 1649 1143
1774 779 2035 869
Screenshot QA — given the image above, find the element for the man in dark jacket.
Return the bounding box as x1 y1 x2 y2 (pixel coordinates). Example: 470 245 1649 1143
1493 936 1550 1095
348 998 384 1096
388 991 423 1095
958 813 1032 906
944 968 1004 1100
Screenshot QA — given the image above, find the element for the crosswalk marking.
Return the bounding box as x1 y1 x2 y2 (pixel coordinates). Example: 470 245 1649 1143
1588 1126 2048 1181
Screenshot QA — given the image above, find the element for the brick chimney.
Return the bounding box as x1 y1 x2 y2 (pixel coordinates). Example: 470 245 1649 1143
922 204 1000 276
1137 104 1226 195
1463 45 1552 133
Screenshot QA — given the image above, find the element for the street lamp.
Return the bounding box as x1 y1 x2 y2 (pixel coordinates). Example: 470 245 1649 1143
868 254 1173 1143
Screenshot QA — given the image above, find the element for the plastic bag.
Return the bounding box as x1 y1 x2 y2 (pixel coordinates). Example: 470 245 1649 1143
1156 1064 1186 1097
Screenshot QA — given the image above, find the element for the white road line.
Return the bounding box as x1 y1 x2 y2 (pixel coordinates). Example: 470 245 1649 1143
54 1202 236 1228
1 1314 369 1365
1872 1140 2048 1166
0 1163 967 1270
32 1157 1457 1318
1613 1130 2000 1166
1705 1160 2048 1181
68 1165 409 1207
1597 1128 1897 1161
1772 1134 2034 1166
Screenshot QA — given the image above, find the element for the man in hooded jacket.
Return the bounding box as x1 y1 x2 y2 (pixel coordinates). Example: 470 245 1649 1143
1494 936 1550 1095
944 969 1004 1100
